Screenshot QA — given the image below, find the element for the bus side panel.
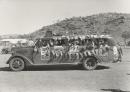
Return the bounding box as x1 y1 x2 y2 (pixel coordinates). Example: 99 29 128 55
97 48 114 63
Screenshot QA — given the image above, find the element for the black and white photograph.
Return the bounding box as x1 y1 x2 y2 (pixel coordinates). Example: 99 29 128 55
0 0 130 92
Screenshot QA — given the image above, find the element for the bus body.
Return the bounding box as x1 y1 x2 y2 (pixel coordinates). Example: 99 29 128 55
6 35 121 71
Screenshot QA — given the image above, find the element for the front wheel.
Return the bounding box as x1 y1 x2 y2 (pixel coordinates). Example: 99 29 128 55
9 57 25 71
82 57 97 70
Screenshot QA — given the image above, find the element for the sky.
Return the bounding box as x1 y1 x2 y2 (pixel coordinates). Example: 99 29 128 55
0 0 130 35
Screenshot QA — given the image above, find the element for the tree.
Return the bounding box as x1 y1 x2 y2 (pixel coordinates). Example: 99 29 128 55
121 31 130 45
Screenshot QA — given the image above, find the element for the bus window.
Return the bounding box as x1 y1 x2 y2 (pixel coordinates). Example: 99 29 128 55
93 38 99 49
54 39 61 46
85 39 94 50
35 39 51 48
61 38 68 46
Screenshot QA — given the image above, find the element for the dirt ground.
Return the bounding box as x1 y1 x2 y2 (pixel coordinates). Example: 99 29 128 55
0 49 130 92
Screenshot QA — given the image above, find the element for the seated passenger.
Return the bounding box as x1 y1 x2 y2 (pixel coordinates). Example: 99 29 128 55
68 42 79 59
84 40 95 56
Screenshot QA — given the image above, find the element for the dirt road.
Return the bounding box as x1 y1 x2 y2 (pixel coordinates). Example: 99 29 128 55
0 49 130 92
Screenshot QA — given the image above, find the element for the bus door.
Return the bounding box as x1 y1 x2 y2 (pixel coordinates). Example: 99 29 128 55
40 46 50 61
33 39 51 64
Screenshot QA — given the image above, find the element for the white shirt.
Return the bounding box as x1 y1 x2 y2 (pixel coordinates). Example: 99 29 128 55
113 46 118 55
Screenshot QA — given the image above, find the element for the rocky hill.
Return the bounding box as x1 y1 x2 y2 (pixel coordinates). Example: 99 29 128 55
2 13 130 44
30 13 130 44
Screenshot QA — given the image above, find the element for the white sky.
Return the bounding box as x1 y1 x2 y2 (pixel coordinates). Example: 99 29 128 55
0 0 130 35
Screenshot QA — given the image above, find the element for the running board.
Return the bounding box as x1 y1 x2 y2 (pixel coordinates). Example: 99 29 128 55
29 62 81 66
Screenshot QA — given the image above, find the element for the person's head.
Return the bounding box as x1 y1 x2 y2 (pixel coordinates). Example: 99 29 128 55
117 42 121 46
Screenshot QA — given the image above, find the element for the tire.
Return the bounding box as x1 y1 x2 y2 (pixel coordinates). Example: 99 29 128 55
9 57 25 71
5 50 8 54
82 57 97 70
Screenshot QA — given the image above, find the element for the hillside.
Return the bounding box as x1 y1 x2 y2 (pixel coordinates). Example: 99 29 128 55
2 13 130 44
30 13 130 43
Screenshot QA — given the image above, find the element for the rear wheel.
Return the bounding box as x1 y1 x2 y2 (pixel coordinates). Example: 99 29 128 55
83 57 97 70
9 57 25 71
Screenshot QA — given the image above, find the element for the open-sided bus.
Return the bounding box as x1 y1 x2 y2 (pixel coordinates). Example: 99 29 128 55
6 35 121 71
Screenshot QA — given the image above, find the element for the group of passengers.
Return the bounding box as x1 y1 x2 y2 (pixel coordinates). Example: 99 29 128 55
35 36 123 62
50 37 110 59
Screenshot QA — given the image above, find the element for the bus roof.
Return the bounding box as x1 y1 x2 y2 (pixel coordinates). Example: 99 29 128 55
36 35 112 40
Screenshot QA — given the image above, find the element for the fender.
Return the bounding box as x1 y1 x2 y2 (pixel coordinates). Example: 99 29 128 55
83 50 103 63
6 53 34 65
82 55 103 63
92 54 103 63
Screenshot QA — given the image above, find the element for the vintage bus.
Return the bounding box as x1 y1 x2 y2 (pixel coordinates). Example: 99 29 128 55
6 35 121 71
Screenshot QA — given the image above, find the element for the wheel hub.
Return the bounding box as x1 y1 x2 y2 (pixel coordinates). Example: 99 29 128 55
12 60 22 68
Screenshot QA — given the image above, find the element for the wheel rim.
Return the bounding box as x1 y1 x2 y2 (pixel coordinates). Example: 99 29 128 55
10 58 24 71
85 58 97 70
12 59 22 69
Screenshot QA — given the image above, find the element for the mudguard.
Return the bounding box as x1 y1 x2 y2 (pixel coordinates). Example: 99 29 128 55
92 54 103 63
6 54 34 65
83 50 103 63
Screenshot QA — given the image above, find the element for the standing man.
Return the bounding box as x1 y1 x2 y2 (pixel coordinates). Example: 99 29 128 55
117 43 123 62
